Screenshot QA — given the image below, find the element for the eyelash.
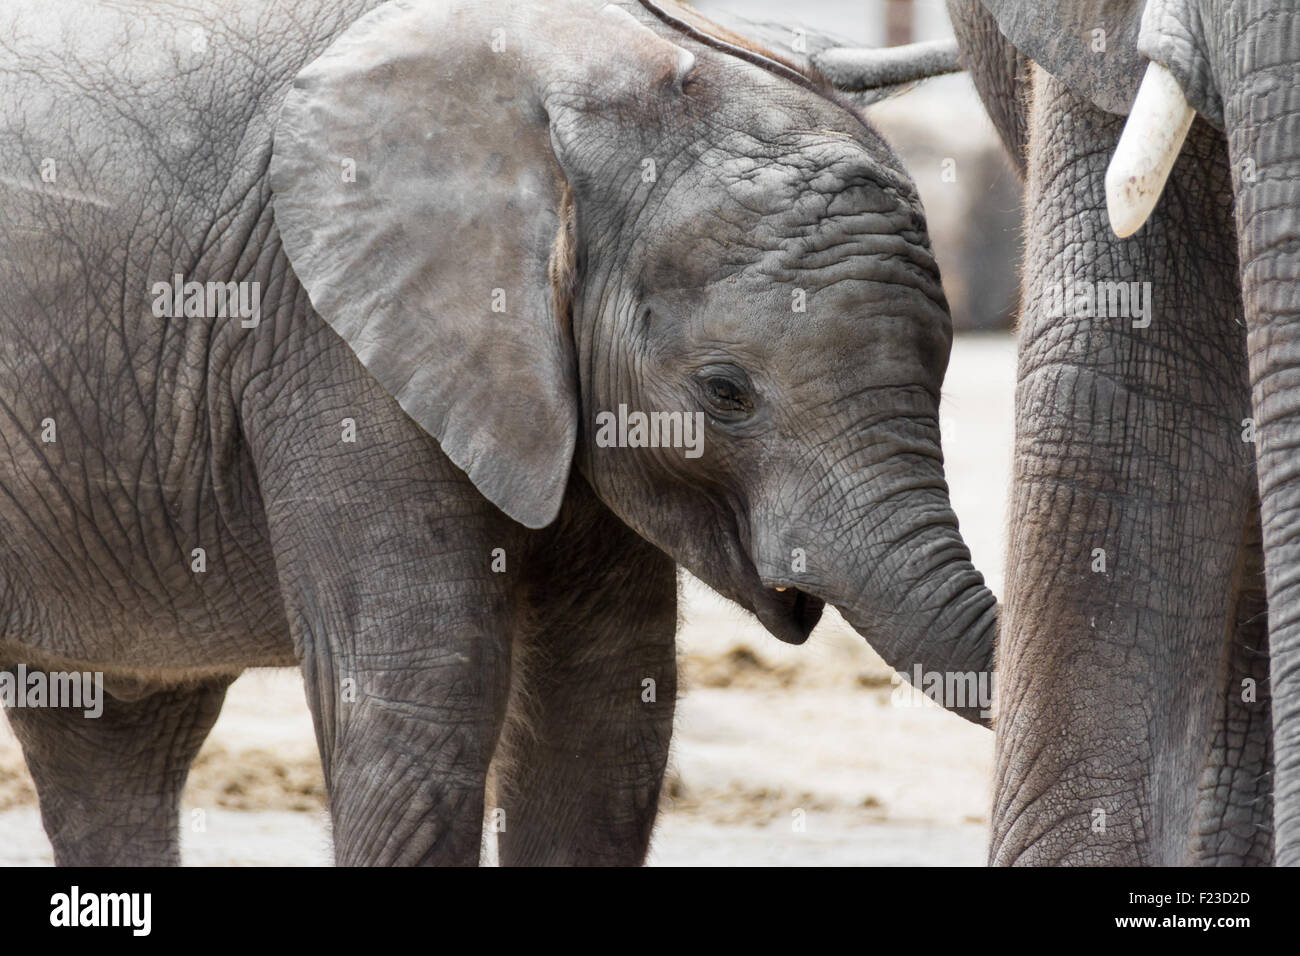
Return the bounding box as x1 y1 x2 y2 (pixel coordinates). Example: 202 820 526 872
703 376 752 415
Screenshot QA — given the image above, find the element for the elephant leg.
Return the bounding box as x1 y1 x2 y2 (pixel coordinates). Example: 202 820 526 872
296 622 510 867
494 478 677 866
1189 501 1272 865
242 329 523 866
261 459 517 866
992 68 1250 865
7 675 231 865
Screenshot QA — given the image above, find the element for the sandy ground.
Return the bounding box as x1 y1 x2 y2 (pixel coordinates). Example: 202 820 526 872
0 332 1015 865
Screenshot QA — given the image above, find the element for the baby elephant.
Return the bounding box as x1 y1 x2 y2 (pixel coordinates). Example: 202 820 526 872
0 0 994 865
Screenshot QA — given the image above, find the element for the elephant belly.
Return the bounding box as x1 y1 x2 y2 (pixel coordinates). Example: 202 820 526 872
0 414 295 674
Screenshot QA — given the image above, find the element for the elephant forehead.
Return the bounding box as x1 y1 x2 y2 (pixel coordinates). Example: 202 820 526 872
679 276 950 394
643 145 934 295
703 135 917 213
722 201 941 305
691 273 946 339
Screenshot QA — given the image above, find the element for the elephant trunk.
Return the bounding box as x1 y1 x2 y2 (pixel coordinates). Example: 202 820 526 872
1102 3 1300 863
1224 6 1300 866
815 447 998 728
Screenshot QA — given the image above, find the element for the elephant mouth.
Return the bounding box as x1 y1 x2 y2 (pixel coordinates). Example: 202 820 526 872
753 586 824 645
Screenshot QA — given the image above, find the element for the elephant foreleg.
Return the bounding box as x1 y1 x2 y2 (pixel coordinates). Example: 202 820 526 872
242 328 524 866
992 68 1251 865
261 476 518 866
493 478 677 866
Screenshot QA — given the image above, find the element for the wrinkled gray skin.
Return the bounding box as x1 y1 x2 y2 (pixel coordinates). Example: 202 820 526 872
0 0 994 865
943 0 1298 865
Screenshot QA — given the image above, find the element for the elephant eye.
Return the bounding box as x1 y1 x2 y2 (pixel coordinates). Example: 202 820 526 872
700 373 754 420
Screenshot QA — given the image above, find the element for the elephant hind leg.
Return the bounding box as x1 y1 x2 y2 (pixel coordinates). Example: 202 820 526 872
8 674 232 866
1189 499 1273 866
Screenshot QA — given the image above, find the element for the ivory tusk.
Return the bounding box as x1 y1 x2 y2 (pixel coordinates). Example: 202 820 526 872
1105 61 1196 238
812 39 962 91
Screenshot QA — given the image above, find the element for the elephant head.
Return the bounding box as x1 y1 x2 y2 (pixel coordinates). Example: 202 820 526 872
268 0 997 723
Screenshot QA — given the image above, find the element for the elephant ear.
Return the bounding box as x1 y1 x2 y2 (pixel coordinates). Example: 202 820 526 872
269 0 694 528
979 0 1147 115
979 0 1217 122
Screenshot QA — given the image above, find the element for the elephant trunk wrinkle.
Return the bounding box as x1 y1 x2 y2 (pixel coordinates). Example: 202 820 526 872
829 480 997 726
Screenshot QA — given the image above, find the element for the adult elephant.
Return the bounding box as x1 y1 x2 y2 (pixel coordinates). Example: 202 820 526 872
933 0 1292 864
0 0 994 865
